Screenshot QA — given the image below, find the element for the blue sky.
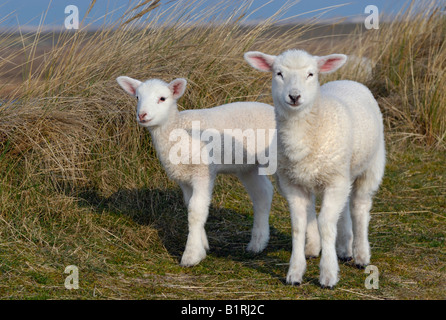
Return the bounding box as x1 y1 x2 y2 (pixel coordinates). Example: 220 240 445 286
0 0 417 29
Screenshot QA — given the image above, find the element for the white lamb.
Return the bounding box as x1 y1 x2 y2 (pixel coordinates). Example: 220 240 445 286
116 76 276 267
244 49 385 288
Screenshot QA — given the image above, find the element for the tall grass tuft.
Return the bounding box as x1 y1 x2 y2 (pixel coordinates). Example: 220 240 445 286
0 0 444 193
364 1 445 147
0 0 306 195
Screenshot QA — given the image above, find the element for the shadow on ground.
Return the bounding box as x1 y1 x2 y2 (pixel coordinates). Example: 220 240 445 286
75 186 294 281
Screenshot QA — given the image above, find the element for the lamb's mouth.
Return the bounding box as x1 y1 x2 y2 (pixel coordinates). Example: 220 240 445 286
286 102 302 107
139 119 152 124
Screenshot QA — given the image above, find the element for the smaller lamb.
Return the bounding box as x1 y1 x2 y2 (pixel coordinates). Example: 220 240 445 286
244 49 385 288
116 76 276 267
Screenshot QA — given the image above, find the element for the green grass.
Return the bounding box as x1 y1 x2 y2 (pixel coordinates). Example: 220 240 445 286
0 143 444 299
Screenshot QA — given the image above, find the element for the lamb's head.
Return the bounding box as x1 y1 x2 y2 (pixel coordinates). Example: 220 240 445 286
244 49 347 115
116 76 187 127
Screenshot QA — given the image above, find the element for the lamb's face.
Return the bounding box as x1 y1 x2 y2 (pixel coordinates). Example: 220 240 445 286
117 77 187 128
244 49 347 116
134 80 175 127
272 50 319 112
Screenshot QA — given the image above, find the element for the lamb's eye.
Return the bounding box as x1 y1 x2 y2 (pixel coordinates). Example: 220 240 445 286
307 73 314 78
159 97 166 102
276 71 283 78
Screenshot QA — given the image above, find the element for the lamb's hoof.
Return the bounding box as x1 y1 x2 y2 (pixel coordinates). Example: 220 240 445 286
319 271 338 289
180 249 206 267
291 282 301 286
339 256 353 262
320 284 334 290
286 271 304 287
246 233 269 254
353 252 370 268
246 241 267 254
305 246 320 258
180 259 201 267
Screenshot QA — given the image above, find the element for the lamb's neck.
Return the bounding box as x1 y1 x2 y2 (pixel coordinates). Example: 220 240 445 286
275 98 319 162
148 108 180 163
276 100 318 136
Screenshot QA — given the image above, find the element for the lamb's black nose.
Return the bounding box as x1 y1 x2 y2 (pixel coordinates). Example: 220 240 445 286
289 94 301 104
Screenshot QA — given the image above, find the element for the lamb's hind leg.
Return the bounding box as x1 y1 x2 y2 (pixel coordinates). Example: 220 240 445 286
180 176 215 267
179 182 192 206
350 186 372 268
336 198 353 261
305 193 321 258
237 170 273 253
351 146 385 268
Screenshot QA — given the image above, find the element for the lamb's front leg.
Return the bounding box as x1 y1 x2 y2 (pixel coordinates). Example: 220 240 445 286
281 178 313 285
318 178 351 288
179 182 209 252
180 177 214 267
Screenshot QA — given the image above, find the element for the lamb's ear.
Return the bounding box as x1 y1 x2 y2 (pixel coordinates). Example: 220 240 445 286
168 78 187 100
316 54 347 74
116 76 142 96
244 51 276 72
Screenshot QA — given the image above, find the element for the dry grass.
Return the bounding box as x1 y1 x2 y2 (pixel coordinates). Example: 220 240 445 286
0 0 444 299
365 2 446 148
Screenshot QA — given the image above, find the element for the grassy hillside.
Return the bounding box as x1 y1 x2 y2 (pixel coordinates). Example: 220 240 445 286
0 0 444 299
